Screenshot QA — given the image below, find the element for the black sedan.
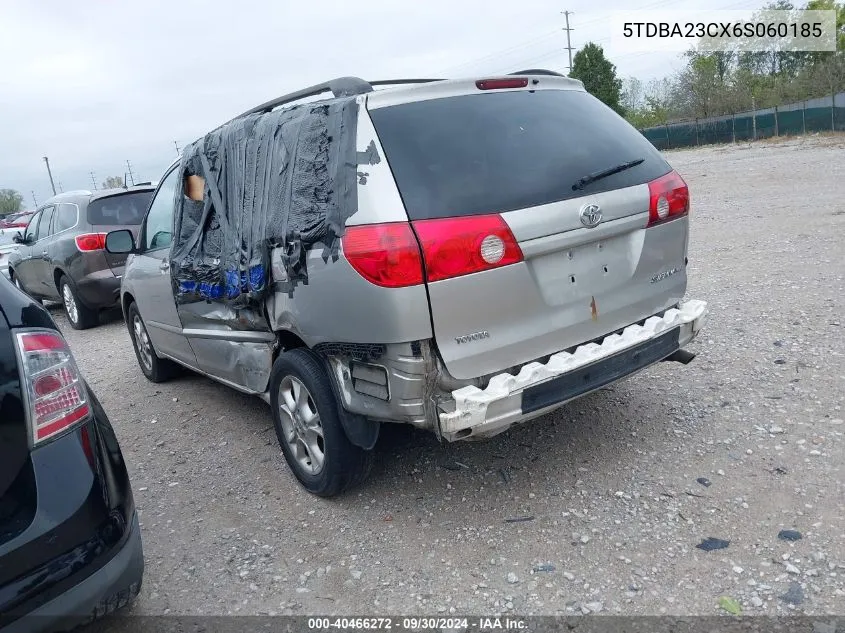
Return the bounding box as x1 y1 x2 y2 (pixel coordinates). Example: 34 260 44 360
0 274 143 632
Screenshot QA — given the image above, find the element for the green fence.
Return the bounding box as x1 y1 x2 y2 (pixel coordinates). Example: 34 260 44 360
640 92 845 149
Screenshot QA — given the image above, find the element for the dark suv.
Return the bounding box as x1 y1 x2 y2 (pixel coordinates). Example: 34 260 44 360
7 187 155 330
0 275 143 631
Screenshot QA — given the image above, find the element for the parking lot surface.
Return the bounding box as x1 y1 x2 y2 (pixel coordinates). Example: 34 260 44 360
57 136 844 617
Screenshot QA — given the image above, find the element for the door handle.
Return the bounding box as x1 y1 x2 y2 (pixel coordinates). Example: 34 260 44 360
159 261 170 272
41 251 48 257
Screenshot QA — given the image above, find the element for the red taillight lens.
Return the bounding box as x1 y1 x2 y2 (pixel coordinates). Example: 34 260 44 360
74 233 107 252
476 78 529 90
14 329 91 444
411 215 523 282
342 223 424 288
647 170 689 227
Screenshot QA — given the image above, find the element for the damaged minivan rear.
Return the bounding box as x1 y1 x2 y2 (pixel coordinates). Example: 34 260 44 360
110 72 707 497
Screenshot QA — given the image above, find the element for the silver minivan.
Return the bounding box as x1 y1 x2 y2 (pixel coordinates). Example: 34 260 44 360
107 72 707 496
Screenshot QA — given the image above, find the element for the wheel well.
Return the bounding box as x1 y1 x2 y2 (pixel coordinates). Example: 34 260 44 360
122 292 135 319
53 268 65 291
275 330 307 358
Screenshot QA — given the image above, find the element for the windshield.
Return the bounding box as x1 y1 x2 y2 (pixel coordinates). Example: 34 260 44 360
369 89 670 220
87 191 153 226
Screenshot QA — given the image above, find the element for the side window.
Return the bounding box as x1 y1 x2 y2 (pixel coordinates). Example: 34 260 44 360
36 206 55 241
24 210 42 242
55 204 78 232
143 168 179 251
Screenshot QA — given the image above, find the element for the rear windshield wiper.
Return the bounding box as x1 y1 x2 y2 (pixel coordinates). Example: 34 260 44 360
572 158 645 191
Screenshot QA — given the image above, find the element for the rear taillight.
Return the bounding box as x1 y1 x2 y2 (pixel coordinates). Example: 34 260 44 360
342 223 424 288
412 214 523 282
476 78 529 90
74 233 107 252
647 170 689 227
14 329 90 445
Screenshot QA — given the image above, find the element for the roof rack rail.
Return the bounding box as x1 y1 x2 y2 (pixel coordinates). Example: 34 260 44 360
369 78 444 88
509 69 566 77
237 76 373 118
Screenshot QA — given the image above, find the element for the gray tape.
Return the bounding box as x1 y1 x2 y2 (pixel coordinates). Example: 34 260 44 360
171 97 361 309
356 140 381 166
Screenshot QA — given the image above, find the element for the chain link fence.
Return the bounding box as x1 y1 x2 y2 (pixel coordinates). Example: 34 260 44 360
640 92 845 149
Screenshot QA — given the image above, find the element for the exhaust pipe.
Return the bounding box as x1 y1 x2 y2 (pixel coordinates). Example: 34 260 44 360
663 348 696 365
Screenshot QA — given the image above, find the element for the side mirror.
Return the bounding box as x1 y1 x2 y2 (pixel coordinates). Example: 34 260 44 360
105 229 135 254
12 231 23 244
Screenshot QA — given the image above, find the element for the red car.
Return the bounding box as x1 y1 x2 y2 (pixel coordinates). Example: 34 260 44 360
0 211 34 229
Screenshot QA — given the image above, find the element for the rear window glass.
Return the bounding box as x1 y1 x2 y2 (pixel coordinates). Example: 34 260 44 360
87 191 153 226
369 89 671 220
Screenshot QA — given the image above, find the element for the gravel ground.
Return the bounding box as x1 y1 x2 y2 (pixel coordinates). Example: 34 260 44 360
53 135 844 618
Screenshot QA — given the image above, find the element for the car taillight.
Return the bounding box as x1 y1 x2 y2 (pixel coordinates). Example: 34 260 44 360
476 78 529 90
74 233 107 252
342 223 424 288
411 214 523 282
647 170 689 227
14 329 90 445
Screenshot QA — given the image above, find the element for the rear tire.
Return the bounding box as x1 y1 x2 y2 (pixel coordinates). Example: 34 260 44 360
127 302 177 382
270 348 373 497
60 275 98 330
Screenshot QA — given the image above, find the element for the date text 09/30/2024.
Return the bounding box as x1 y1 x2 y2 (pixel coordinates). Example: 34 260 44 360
308 617 527 630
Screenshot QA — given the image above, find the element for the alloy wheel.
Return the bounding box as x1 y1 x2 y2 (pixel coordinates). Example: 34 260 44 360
133 315 154 372
62 284 79 325
277 375 325 475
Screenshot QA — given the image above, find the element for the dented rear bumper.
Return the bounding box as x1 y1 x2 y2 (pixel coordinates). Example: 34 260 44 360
437 300 707 441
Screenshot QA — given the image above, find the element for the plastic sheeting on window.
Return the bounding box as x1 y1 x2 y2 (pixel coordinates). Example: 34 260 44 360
171 97 360 309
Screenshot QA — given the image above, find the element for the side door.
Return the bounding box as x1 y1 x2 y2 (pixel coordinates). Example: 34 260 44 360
48 203 80 300
130 166 197 367
13 210 43 293
31 205 57 297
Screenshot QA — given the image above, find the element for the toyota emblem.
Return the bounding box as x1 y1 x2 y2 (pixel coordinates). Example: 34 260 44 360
579 203 602 229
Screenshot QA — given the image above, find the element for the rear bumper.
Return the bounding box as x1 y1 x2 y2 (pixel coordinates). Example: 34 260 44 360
438 299 707 440
1 513 143 633
75 271 121 310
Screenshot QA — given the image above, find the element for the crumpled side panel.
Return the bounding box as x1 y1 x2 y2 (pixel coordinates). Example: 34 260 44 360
171 97 359 309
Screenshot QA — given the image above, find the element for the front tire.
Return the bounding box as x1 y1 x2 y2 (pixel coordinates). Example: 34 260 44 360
270 348 372 497
127 302 177 382
60 275 98 329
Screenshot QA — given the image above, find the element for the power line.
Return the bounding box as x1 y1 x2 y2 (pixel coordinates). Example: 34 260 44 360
502 0 767 75
438 30 560 75
498 50 562 74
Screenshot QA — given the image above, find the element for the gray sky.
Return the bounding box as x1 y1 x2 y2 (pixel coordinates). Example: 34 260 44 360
1 0 761 207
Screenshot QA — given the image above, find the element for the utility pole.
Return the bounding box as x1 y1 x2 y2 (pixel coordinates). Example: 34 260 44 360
562 10 575 74
31 191 38 207
126 160 136 186
174 140 181 156
90 172 98 190
43 156 57 195
57 182 64 193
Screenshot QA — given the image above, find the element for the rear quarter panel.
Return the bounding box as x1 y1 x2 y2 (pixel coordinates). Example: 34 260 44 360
268 102 432 346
